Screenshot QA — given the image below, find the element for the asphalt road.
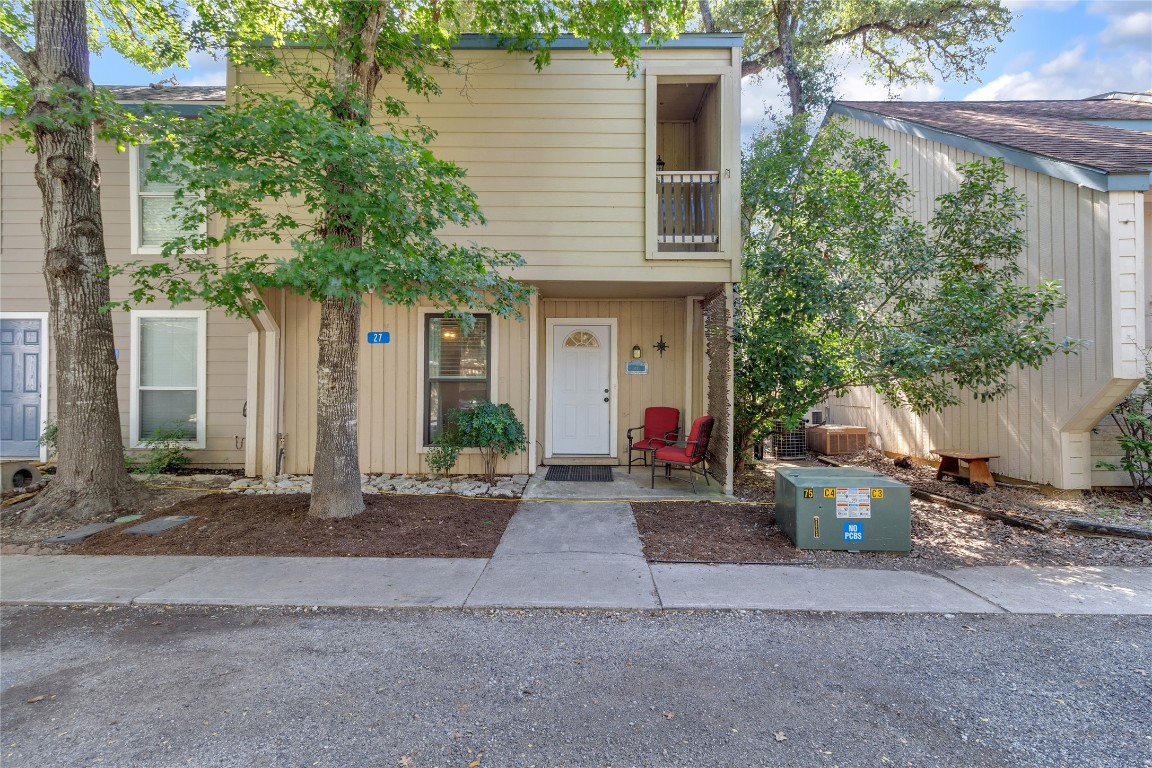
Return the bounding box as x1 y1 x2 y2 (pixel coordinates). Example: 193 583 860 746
2 606 1149 768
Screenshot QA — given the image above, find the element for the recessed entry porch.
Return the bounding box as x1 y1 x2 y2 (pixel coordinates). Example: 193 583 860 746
531 282 734 494
536 294 707 467
524 464 731 501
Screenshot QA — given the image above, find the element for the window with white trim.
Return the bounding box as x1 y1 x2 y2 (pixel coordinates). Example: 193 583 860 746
424 314 490 445
131 144 200 254
130 311 206 447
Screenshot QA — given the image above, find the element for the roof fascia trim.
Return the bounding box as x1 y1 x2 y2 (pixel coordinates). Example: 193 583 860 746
829 103 1151 193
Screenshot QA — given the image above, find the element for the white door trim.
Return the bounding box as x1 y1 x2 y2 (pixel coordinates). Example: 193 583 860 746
545 317 618 459
0 312 50 462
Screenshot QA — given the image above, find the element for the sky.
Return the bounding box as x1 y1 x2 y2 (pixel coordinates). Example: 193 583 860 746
88 0 1152 139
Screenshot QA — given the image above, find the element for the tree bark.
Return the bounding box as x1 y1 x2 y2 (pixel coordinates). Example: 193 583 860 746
309 296 364 519
22 0 137 524
775 0 806 116
305 3 387 519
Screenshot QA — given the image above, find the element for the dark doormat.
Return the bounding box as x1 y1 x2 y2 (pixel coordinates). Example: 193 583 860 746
545 465 614 482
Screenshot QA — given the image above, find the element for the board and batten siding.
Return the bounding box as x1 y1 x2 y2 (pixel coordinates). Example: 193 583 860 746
229 46 736 288
821 116 1138 488
277 293 533 476
537 298 701 461
1 133 250 467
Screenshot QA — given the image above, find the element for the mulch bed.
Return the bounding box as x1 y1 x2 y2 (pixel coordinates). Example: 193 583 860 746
633 501 803 563
73 492 518 558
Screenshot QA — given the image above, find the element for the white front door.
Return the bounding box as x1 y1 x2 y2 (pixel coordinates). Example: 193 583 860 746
551 323 612 455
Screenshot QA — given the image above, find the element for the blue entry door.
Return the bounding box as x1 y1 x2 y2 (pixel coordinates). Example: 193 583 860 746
1 318 43 458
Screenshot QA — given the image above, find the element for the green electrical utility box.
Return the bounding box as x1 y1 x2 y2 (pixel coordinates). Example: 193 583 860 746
775 467 911 552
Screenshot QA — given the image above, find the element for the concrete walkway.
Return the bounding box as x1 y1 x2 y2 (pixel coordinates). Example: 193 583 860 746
2 467 1150 614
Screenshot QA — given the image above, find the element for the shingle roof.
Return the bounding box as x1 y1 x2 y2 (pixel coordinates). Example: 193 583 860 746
102 85 226 103
832 99 1152 176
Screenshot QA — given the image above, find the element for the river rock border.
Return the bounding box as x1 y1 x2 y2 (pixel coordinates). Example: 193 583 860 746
228 473 530 499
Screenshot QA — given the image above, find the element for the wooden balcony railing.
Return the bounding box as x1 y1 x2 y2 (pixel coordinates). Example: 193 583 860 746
657 171 720 245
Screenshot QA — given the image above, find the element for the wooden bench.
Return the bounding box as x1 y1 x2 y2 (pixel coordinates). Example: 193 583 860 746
931 449 999 488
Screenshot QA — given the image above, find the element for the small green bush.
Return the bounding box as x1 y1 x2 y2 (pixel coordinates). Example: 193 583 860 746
137 424 193 475
426 433 463 477
1096 358 1152 500
449 402 528 484
38 418 58 461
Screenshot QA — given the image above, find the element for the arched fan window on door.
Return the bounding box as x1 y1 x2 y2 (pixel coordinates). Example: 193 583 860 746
563 330 600 348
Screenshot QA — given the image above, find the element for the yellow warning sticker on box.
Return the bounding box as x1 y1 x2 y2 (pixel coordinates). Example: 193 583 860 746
835 487 873 519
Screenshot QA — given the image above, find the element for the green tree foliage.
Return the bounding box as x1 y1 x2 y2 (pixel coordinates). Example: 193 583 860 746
122 0 686 518
734 119 1075 467
696 0 1013 113
1096 354 1152 500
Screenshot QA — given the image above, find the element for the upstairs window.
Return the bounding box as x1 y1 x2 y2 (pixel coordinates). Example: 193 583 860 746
130 144 201 254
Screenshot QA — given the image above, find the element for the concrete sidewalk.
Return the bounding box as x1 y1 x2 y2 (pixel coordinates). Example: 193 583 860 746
2 465 1150 614
3 555 1149 615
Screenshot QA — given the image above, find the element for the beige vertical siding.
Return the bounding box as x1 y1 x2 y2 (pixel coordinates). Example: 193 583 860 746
1 134 250 467
537 298 698 462
278 293 532 476
822 117 1121 487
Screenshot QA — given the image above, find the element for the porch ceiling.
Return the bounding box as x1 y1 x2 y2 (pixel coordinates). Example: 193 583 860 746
528 280 724 299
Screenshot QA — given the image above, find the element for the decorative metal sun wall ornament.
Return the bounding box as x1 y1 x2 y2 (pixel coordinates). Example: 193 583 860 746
654 335 669 357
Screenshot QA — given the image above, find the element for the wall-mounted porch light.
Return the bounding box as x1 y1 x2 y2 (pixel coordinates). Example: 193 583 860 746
656 155 666 172
632 344 642 359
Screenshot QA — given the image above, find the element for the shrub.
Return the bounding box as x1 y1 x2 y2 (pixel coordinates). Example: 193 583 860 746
1096 357 1152 501
451 402 527 484
137 424 193 475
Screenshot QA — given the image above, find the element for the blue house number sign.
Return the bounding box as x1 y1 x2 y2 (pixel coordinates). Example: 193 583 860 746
843 522 864 542
367 332 391 344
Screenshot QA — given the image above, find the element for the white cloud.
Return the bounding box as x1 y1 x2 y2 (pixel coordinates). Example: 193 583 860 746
964 41 1152 99
1097 9 1152 47
176 50 227 86
1002 1 1077 10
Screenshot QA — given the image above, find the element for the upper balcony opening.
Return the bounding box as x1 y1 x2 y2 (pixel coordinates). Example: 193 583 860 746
656 78 721 253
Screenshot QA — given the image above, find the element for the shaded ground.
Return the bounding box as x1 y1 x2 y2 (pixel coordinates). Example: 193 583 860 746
633 501 803 563
2 453 1149 568
72 493 518 558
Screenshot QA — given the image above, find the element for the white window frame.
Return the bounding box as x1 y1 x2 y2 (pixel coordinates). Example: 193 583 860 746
415 307 499 453
129 309 207 449
129 144 205 256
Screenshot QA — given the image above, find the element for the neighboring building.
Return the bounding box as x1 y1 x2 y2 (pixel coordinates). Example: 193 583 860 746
1 35 744 490
821 94 1152 490
1 86 252 470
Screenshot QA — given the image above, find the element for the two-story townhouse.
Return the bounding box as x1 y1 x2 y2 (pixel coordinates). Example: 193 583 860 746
1 34 744 492
1 86 253 476
819 95 1151 491
241 34 744 491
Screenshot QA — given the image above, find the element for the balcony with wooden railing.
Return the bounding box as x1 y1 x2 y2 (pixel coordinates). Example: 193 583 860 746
656 171 720 246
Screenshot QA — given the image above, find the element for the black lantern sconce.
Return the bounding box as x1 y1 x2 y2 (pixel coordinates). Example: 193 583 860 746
632 344 642 359
656 155 666 172
653 335 669 357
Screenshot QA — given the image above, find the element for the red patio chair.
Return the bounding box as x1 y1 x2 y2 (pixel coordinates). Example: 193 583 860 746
626 407 680 473
651 415 715 493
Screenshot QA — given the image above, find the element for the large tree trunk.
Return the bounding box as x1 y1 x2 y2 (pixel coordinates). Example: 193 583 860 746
308 297 364 519
775 0 805 116
305 4 386 519
22 0 137 524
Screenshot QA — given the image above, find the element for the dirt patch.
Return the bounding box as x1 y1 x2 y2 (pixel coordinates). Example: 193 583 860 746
71 493 518 558
633 501 802 563
690 457 1152 572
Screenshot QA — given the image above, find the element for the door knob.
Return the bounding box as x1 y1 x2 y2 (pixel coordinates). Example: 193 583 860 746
603 397 610 402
